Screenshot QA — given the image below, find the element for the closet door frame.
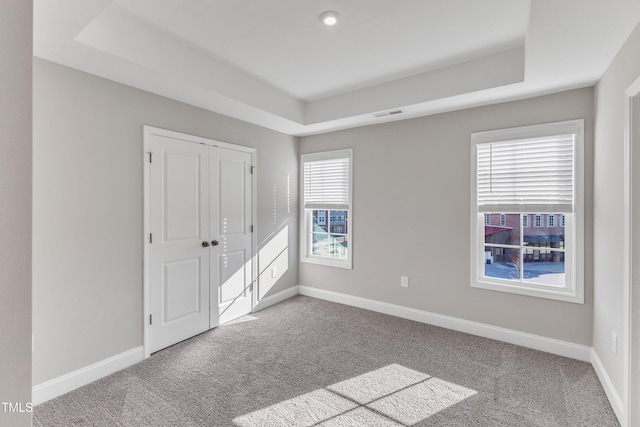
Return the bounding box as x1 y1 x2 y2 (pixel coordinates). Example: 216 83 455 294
142 126 257 359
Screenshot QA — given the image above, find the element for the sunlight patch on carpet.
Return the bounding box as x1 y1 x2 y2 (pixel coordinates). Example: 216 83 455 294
233 364 477 426
220 315 259 327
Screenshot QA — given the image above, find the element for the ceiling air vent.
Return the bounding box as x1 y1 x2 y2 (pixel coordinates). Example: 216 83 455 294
373 109 404 118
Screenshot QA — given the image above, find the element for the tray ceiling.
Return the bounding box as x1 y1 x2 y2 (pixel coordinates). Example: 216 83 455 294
35 0 640 136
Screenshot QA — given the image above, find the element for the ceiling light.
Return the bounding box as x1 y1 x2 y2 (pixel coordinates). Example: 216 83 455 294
319 10 340 26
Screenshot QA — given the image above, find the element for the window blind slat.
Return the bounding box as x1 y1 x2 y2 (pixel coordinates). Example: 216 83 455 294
477 135 574 212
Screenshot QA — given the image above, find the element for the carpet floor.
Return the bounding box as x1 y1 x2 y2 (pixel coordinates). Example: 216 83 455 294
34 295 619 426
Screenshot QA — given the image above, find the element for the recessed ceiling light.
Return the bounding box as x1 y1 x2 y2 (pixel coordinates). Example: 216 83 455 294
319 10 340 26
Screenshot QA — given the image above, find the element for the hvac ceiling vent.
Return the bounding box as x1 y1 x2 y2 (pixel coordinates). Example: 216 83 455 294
373 109 404 118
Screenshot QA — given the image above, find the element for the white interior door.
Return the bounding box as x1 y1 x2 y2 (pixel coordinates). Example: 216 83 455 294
211 148 253 327
148 134 210 354
145 127 255 354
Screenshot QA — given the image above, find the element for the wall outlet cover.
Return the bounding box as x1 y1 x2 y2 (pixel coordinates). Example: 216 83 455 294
401 276 409 288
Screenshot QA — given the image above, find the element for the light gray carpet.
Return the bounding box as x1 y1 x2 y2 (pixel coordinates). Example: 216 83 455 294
34 295 619 426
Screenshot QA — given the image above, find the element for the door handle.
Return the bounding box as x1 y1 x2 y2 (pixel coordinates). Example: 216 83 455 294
202 241 210 248
211 240 219 246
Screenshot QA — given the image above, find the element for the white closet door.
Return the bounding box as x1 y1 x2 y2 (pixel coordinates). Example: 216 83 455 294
210 147 253 327
148 134 210 353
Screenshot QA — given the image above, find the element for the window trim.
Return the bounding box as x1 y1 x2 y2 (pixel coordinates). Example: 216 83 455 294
470 120 584 303
300 149 353 269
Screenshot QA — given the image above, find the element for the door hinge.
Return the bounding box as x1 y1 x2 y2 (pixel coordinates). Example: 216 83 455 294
250 225 253 233
149 233 153 244
149 152 153 163
149 314 152 325
250 166 255 174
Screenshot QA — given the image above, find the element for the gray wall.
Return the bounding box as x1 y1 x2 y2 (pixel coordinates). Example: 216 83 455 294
33 58 298 385
593 21 640 397
0 1 33 426
300 88 595 345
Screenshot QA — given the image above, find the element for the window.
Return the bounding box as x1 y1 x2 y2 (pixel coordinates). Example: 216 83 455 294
301 149 353 268
534 214 542 227
471 120 584 303
319 212 326 225
499 213 506 226
485 214 491 225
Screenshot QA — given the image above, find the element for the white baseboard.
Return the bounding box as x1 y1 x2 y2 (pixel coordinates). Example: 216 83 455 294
591 349 623 423
32 346 144 406
253 285 299 312
298 285 592 362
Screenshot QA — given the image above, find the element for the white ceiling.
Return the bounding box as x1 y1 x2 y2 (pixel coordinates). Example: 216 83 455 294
34 1 640 136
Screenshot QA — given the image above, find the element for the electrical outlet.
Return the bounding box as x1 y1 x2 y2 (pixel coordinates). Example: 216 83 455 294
400 276 409 288
612 332 618 355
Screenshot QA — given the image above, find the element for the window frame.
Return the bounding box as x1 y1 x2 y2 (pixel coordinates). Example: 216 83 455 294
300 149 353 269
470 120 584 303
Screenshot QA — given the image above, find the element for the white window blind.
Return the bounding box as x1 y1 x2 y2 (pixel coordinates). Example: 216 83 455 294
303 153 350 210
476 135 575 213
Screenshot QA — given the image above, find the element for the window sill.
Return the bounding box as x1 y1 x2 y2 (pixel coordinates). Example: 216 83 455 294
301 256 352 269
472 279 583 304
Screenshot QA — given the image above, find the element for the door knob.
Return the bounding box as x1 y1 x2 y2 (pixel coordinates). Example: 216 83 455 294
202 241 210 247
211 240 219 246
